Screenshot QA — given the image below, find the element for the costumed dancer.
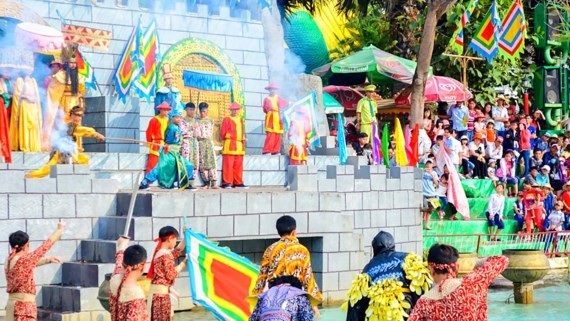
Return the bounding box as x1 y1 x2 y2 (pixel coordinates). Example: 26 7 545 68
252 215 323 318
220 102 247 189
262 82 288 155
43 47 86 150
182 102 199 183
523 183 546 233
288 119 309 165
196 102 219 189
344 231 432 321
145 102 171 173
9 70 42 152
139 109 194 190
0 74 12 121
408 244 508 321
356 85 377 144
147 226 188 321
109 238 149 321
26 106 105 178
43 58 62 90
5 222 65 321
155 63 183 118
0 77 11 162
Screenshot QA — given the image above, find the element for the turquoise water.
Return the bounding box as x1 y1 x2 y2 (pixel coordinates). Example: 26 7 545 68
175 271 570 321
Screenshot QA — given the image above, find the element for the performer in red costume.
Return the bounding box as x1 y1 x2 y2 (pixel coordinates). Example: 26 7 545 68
145 102 170 173
409 244 508 321
523 184 546 233
0 94 11 163
262 83 288 155
220 102 247 189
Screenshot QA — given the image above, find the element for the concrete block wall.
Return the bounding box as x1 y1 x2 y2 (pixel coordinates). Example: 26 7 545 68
21 0 269 153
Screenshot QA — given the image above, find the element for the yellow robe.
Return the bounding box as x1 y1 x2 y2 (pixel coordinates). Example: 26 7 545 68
42 70 86 151
27 125 98 178
9 77 42 152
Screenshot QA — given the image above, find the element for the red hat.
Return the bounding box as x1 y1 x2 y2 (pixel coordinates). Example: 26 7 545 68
156 101 172 111
264 82 280 91
229 102 242 111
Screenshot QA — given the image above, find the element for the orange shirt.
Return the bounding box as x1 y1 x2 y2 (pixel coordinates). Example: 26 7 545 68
146 116 169 156
486 128 496 143
263 95 287 134
220 116 245 155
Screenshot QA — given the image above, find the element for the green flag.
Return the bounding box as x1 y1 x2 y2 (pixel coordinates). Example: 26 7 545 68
382 123 390 168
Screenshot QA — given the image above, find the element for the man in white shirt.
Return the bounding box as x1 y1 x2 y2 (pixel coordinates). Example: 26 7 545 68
492 95 509 139
442 128 461 170
486 136 504 161
487 184 505 241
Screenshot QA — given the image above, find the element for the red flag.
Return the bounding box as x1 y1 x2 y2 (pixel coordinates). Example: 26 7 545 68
409 124 419 166
0 96 11 163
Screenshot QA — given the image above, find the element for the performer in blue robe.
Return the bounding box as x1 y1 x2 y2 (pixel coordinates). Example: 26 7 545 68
154 63 183 118
140 109 194 190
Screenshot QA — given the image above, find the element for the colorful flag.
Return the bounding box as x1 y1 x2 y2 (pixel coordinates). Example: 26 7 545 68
449 0 479 55
134 17 160 102
372 122 381 165
185 228 259 321
499 0 526 61
381 123 390 168
394 118 408 166
404 124 412 161
281 92 322 150
469 0 502 62
337 113 347 165
409 124 419 167
76 49 97 91
113 18 141 103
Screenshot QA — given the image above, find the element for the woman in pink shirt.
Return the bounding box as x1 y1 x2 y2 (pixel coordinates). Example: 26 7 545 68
519 122 531 177
497 150 518 196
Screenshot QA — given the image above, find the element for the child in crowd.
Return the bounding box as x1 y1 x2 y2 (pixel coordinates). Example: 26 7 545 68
388 147 397 168
514 192 525 234
487 159 498 183
363 143 373 165
432 119 444 142
545 201 565 254
561 181 570 230
542 184 555 229
422 160 440 230
523 184 546 233
474 113 487 139
147 226 187 321
487 184 505 241
436 174 448 220
460 136 474 177
485 120 496 144
5 222 65 321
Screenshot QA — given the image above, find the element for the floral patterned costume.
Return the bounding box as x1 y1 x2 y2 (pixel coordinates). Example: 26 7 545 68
181 117 199 180
148 247 184 321
408 256 509 321
109 250 149 321
196 118 217 187
4 239 54 321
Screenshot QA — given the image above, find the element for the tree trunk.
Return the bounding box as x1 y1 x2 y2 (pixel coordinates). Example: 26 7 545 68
410 0 458 128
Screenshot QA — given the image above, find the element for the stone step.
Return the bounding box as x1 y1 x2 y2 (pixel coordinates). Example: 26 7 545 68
80 240 117 264
116 193 153 217
96 217 134 240
40 285 102 313
61 262 114 288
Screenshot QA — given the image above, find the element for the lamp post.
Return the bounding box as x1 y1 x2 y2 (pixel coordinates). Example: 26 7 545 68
523 75 531 115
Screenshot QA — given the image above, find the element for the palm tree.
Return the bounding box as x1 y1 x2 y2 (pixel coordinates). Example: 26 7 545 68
279 0 459 128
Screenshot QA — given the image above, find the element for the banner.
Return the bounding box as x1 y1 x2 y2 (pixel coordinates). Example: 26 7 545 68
381 123 390 168
62 24 111 51
281 92 322 150
185 228 259 321
394 118 408 166
77 48 97 91
337 113 348 165
113 18 141 103
469 0 502 62
498 0 526 61
134 17 160 102
449 0 479 55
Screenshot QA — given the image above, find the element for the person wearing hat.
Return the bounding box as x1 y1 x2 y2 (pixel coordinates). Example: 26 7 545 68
181 102 199 183
262 82 288 155
145 101 171 173
492 94 509 139
468 133 487 179
196 102 219 189
139 108 194 190
537 165 551 186
154 63 183 118
355 85 377 143
522 182 546 234
220 102 247 188
447 100 469 139
288 119 309 166
43 58 63 90
27 106 105 178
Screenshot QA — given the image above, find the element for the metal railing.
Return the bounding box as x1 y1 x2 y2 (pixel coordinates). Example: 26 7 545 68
424 231 570 258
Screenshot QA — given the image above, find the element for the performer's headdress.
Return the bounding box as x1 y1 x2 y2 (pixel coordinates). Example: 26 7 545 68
69 106 85 117
427 243 459 292
61 43 79 64
229 102 242 111
147 226 179 279
264 82 280 91
49 55 63 67
156 101 172 111
162 63 174 80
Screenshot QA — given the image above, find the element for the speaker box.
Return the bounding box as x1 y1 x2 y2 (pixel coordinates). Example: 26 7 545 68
534 66 563 110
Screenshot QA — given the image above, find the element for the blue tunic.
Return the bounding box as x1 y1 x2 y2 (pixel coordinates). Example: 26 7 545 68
155 86 183 118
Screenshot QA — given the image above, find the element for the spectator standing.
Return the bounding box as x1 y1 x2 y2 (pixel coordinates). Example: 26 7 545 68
560 182 570 229
467 99 477 141
536 133 550 152
424 108 434 134
474 112 487 138
485 120 496 144
432 120 445 142
514 192 525 233
519 122 532 177
483 103 493 120
492 95 509 139
487 184 506 241
531 110 546 132
460 136 473 177
469 133 487 179
422 161 440 230
503 121 519 152
447 101 469 138
443 128 461 170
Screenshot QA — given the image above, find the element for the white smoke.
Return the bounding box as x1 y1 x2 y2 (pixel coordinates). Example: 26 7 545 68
50 109 77 156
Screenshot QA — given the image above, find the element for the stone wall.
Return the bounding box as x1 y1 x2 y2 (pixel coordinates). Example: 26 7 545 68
0 156 422 318
21 0 270 154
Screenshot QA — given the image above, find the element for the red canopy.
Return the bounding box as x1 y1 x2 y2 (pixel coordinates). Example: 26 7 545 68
395 76 473 106
323 85 365 111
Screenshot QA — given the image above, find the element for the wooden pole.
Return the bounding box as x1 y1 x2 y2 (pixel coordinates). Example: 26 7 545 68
442 53 483 89
122 171 143 239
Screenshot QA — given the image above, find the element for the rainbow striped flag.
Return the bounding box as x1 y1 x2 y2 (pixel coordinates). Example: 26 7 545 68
77 47 97 90
113 18 141 103
134 17 160 103
499 0 526 61
469 0 502 62
449 0 479 55
281 92 322 150
185 229 259 321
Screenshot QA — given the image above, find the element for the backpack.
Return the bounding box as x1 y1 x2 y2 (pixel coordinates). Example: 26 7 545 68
259 300 292 321
257 285 307 321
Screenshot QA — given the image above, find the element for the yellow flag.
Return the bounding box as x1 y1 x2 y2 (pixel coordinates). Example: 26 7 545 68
394 118 409 166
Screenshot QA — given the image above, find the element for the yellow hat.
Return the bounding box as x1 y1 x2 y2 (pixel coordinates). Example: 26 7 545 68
162 63 174 79
364 85 376 92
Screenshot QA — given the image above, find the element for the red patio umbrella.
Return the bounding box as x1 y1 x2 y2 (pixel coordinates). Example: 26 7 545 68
323 85 365 111
395 76 473 106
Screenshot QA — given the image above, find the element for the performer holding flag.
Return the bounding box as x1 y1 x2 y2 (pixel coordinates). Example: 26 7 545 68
262 82 288 155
